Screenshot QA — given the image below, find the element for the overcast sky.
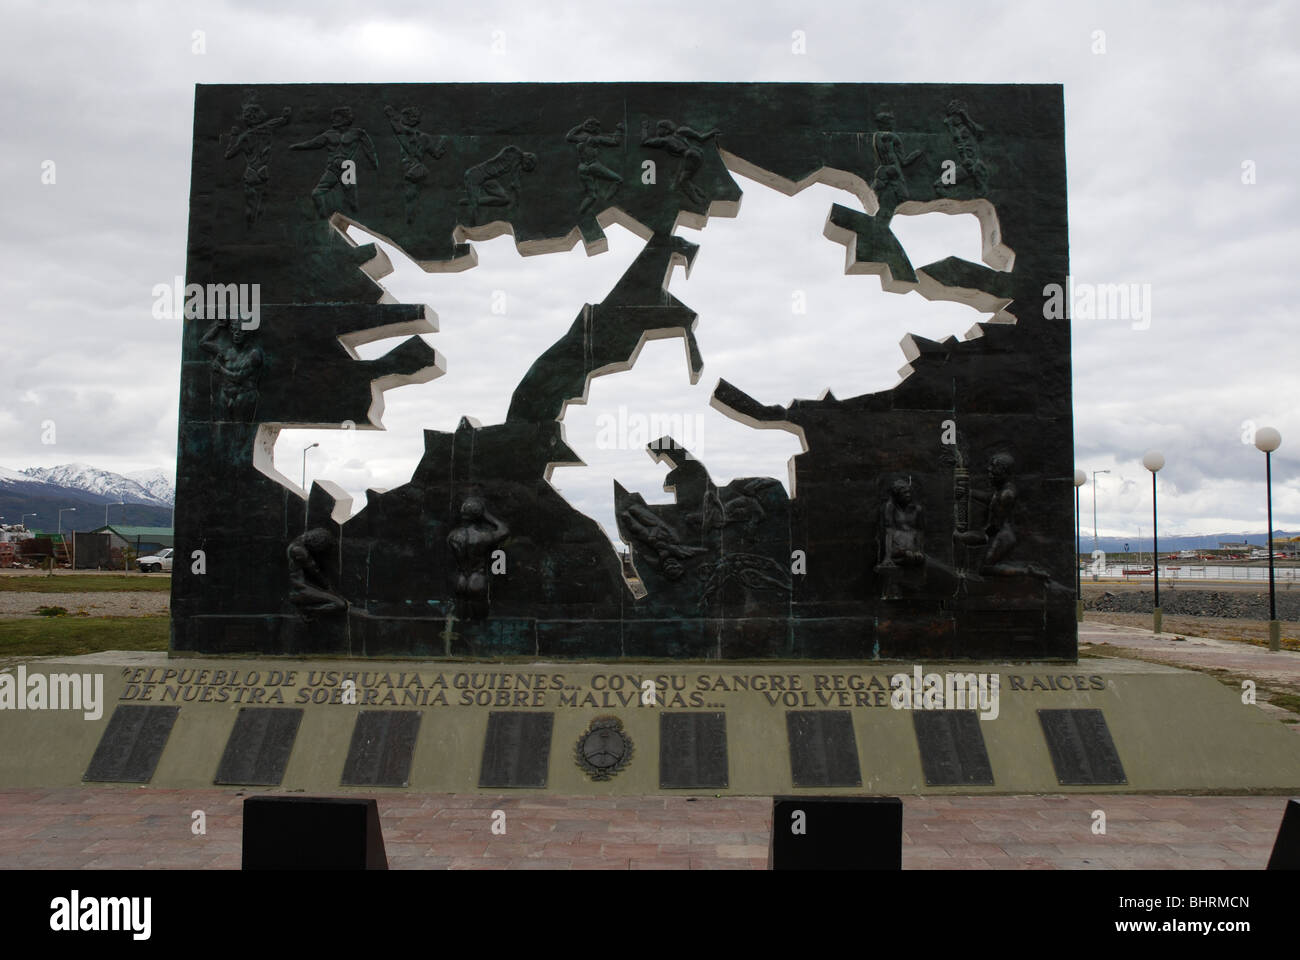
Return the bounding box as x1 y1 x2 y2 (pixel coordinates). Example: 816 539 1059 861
1 0 1296 545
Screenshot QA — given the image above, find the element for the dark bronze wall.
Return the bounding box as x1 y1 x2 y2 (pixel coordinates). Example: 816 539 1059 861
173 82 1074 660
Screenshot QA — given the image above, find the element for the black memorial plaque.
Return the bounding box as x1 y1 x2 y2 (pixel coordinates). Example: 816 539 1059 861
659 712 729 789
341 711 421 787
912 711 995 786
1267 799 1300 870
479 712 554 788
215 708 304 786
770 796 903 870
1037 709 1127 785
83 705 180 783
243 797 387 870
786 711 862 788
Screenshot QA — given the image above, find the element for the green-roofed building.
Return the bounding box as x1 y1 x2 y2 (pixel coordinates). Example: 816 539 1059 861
92 525 174 555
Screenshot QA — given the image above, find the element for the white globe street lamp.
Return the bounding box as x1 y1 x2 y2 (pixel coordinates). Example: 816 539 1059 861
1142 451 1164 635
1254 427 1282 651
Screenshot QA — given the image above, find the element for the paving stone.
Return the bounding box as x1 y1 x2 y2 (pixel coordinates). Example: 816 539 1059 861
630 857 693 870
0 788 1288 870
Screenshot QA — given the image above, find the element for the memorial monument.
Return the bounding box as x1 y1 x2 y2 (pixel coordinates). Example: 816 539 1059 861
173 82 1074 661
7 84 1297 807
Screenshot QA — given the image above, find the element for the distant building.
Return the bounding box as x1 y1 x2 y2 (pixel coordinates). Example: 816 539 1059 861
0 524 35 543
1218 541 1250 552
92 525 174 556
0 524 29 567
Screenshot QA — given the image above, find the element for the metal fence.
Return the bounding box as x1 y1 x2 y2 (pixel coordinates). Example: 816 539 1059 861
1087 564 1299 584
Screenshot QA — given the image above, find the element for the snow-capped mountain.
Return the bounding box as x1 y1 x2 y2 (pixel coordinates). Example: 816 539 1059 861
18 463 174 506
125 468 176 505
0 464 174 532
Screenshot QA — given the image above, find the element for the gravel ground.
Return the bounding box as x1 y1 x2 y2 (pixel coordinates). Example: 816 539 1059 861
1083 587 1300 621
0 592 169 618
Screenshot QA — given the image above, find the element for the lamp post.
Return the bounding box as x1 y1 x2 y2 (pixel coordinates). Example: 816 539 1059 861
1254 427 1282 651
22 513 37 529
1074 469 1086 621
105 500 123 527
1142 451 1164 635
302 442 319 527
58 507 76 571
1091 469 1109 575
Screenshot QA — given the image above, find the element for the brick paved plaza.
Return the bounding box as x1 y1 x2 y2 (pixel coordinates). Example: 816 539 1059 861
0 789 1288 870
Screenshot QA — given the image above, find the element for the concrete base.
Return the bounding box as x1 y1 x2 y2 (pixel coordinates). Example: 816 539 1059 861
2 652 1298 796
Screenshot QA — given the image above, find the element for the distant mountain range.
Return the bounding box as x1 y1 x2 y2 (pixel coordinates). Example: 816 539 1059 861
1083 532 1299 556
0 463 174 533
2 462 1292 548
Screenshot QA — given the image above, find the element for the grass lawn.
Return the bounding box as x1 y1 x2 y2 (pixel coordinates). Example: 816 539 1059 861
0 615 168 656
0 574 171 593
